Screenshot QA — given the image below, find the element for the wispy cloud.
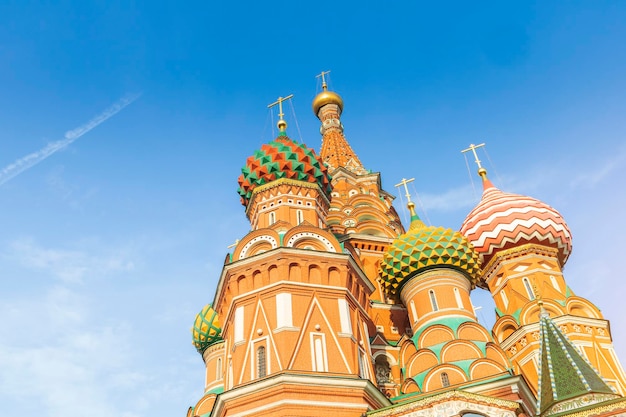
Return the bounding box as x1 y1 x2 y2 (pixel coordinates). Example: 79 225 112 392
569 147 626 189
0 93 141 186
419 184 477 212
6 237 135 283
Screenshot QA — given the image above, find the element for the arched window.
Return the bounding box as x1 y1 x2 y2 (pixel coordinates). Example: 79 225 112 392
257 346 266 378
375 355 391 385
313 336 326 371
429 290 439 311
523 277 535 300
296 209 303 225
441 372 450 387
268 212 276 225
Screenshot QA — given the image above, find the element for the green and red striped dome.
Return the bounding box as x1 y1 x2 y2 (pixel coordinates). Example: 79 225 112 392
237 136 332 206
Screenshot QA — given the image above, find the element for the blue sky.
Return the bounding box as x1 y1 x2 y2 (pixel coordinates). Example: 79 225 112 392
1 2 626 416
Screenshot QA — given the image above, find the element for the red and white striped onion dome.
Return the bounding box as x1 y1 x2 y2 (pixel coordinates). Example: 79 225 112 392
460 174 572 269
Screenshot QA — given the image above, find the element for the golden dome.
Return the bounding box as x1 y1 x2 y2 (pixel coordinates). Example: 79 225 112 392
312 90 344 115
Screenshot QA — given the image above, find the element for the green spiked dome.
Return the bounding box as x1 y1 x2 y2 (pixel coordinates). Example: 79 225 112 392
192 304 223 354
236 136 332 207
378 206 481 297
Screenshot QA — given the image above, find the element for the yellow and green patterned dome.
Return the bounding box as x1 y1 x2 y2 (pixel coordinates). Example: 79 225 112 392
192 304 222 354
379 204 481 297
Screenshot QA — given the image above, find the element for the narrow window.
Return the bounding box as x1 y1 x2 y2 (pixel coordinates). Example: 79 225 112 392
453 287 463 308
276 293 293 328
550 275 560 292
523 277 535 300
441 372 450 387
500 289 509 308
311 334 327 372
216 357 223 380
410 300 418 322
338 298 352 334
228 360 233 389
358 348 369 378
234 306 244 343
296 209 303 225
268 212 276 225
257 346 266 378
429 289 439 311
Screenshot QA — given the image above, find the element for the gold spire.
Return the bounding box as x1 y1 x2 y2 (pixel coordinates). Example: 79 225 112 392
461 143 488 180
268 94 294 135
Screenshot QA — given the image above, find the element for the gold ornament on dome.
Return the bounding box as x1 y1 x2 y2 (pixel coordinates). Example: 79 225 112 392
313 70 344 115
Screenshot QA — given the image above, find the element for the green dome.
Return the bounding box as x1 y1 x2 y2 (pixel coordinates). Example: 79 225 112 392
236 136 332 207
192 304 223 354
379 214 481 297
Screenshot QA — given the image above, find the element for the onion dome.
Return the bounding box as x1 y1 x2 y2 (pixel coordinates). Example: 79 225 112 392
192 304 222 354
379 203 481 297
460 172 572 268
312 71 344 115
313 90 344 116
236 136 332 206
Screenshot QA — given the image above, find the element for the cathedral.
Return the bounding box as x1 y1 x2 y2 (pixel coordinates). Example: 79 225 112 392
187 74 626 417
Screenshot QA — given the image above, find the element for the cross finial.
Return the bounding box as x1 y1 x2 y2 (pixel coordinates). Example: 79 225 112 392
267 94 294 134
227 239 239 249
394 178 415 203
461 143 489 179
316 70 331 91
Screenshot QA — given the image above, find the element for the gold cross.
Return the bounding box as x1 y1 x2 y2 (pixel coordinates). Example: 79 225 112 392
227 239 239 249
267 94 294 121
394 178 415 203
461 143 486 169
316 70 331 90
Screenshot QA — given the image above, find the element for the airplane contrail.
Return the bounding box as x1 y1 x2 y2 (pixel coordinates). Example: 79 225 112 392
0 93 141 186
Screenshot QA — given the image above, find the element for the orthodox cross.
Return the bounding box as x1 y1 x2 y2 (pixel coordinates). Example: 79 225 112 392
394 177 415 203
227 239 239 249
461 143 486 169
267 94 294 121
316 70 331 90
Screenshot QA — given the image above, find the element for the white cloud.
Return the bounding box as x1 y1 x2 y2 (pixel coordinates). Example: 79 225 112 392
0 287 145 417
569 147 626 189
6 237 135 283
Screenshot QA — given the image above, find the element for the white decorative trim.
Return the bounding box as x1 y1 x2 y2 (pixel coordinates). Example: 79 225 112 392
238 235 278 259
286 232 336 251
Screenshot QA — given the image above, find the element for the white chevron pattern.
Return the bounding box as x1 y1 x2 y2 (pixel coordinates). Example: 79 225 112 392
460 184 572 266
